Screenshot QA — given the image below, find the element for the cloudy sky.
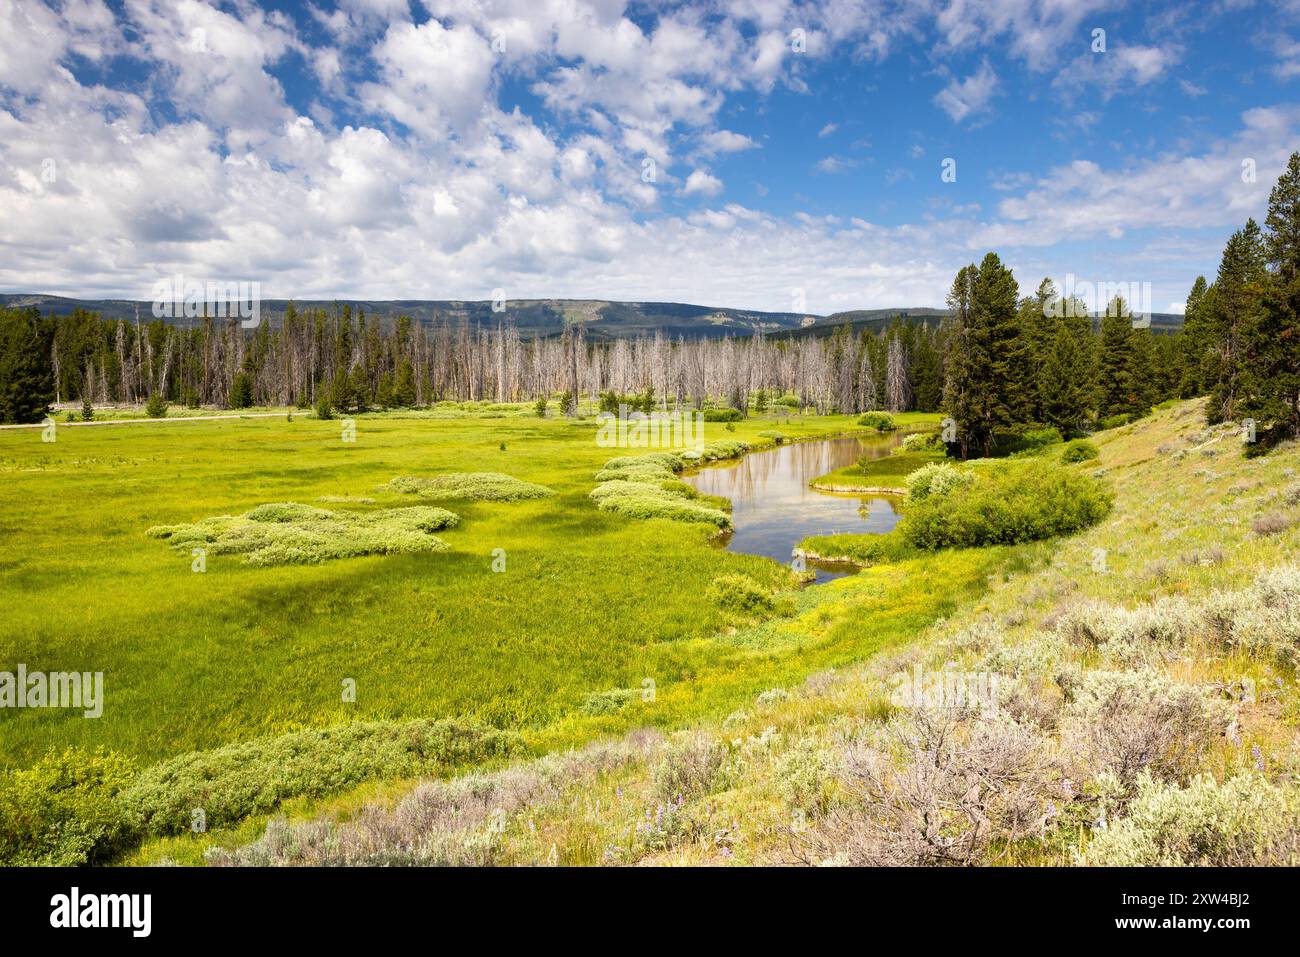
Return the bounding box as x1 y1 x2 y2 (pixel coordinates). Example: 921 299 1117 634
2 0 1298 314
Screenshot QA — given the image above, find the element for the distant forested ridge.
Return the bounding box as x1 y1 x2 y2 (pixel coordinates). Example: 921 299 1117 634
0 290 1180 427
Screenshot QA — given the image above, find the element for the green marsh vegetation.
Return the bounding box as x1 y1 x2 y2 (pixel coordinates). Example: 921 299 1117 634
146 502 460 565
382 472 554 502
4 404 1004 863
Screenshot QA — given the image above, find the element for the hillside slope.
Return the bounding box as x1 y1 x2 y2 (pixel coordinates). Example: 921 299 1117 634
0 293 1186 341
200 398 1300 866
0 293 816 340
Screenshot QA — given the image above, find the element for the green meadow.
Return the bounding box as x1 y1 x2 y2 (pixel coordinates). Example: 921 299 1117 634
0 406 959 776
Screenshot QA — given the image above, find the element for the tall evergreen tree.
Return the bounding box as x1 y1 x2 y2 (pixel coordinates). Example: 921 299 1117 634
1240 152 1300 439
0 307 56 424
943 253 1024 457
1041 297 1094 436
912 324 943 411
1177 276 1210 398
1021 277 1057 422
1206 220 1267 424
1097 297 1139 419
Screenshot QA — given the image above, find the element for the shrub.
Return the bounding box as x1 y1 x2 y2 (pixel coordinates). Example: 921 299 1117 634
384 472 554 502
1053 598 1198 665
1020 426 1062 448
995 426 1062 456
580 688 639 716
904 462 975 502
1061 439 1099 463
1201 564 1300 666
534 397 547 417
120 718 524 838
703 407 743 422
314 395 333 420
80 395 94 421
706 573 776 615
805 710 1058 865
1253 512 1292 537
757 430 786 444
147 503 459 566
900 460 1112 549
653 733 730 802
208 736 655 866
900 430 943 452
144 392 168 418
1061 670 1231 792
0 748 136 866
1097 413 1133 430
1084 773 1300 866
775 743 837 817
857 411 896 432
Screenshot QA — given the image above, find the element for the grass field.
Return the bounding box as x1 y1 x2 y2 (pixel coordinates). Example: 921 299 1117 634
0 406 948 774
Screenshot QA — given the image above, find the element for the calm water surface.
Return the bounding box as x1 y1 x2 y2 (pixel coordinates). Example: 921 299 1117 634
683 435 903 583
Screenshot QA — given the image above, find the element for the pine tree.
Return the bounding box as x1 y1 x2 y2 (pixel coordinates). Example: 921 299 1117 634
1097 297 1137 419
229 371 254 409
0 307 56 424
1206 220 1267 424
1021 278 1057 421
351 365 370 414
1041 304 1094 436
145 390 168 418
912 325 943 412
1127 324 1157 417
1178 276 1210 398
375 372 395 410
1240 152 1300 440
942 254 1025 457
394 358 416 407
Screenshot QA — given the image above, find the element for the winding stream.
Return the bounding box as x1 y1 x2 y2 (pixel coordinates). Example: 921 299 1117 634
683 434 904 583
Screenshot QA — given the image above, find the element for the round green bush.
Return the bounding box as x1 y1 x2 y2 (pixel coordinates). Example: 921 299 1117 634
1061 440 1100 463
706 573 776 614
857 411 896 432
905 462 975 502
900 460 1112 549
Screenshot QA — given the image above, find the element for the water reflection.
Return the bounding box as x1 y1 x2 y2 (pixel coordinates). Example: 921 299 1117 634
684 435 903 583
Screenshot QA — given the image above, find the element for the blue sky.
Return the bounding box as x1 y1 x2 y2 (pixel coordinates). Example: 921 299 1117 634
2 0 1299 314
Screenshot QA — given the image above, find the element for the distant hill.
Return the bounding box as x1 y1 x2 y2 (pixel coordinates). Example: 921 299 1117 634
0 294 817 341
772 306 1186 340
0 293 1184 340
